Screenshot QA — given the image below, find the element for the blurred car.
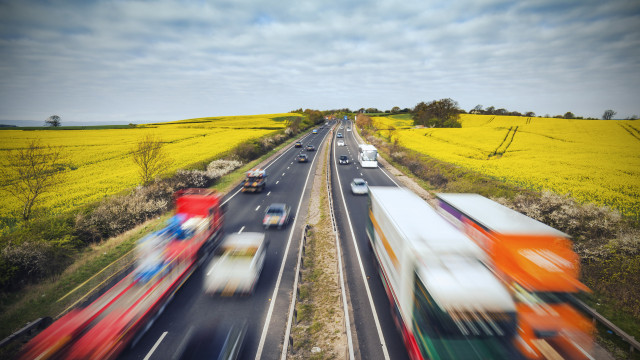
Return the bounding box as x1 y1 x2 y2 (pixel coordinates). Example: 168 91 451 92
339 155 349 165
294 141 302 148
263 203 291 229
297 153 308 162
305 144 315 151
337 140 345 146
347 128 352 131
339 126 344 129
176 320 247 360
204 232 267 296
312 129 318 134
336 132 343 138
350 178 368 195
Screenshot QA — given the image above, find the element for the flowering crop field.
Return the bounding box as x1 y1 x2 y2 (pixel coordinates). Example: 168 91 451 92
0 114 298 229
374 114 640 218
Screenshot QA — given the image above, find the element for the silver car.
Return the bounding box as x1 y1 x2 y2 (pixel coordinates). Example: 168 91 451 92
337 140 345 146
350 178 368 195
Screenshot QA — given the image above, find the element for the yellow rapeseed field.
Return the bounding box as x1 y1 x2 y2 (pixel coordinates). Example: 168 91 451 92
374 114 640 218
0 114 298 229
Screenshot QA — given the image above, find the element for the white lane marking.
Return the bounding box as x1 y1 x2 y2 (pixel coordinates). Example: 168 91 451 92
255 205 260 211
276 180 279 185
259 127 331 360
282 172 285 176
267 191 271 196
144 331 168 360
326 142 356 360
287 166 290 169
172 326 194 360
222 139 300 207
377 166 400 187
238 226 245 233
332 138 391 359
360 173 363 176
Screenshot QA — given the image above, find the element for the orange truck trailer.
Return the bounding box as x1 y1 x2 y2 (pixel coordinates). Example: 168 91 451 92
18 188 225 360
436 193 594 360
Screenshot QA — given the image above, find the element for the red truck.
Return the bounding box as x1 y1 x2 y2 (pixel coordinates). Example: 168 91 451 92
19 188 225 360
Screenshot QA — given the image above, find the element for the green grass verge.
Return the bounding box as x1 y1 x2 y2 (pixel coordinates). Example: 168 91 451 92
0 129 304 351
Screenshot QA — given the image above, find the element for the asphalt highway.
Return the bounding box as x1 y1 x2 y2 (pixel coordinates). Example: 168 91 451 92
330 120 409 360
119 123 333 360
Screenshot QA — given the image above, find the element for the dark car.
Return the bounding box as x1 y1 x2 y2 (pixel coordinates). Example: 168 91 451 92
297 153 308 162
339 155 349 165
294 141 302 148
305 144 315 151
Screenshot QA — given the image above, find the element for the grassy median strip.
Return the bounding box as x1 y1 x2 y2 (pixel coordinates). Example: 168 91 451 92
290 140 347 359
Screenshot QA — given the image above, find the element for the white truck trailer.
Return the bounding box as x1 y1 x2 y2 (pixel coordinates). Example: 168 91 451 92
366 186 518 360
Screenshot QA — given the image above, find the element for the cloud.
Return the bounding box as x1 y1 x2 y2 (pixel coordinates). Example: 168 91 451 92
0 0 639 123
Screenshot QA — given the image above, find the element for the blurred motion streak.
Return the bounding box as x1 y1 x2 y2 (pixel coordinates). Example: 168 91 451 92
367 187 519 360
18 189 225 360
437 193 594 359
203 232 267 296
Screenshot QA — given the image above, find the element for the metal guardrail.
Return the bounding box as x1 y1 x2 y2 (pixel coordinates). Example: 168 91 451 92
571 297 640 357
0 317 52 350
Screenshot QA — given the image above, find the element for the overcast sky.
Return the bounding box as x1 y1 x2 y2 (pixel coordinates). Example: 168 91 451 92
1 0 639 124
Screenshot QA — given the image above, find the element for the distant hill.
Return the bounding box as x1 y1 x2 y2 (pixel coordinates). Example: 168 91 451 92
0 120 132 127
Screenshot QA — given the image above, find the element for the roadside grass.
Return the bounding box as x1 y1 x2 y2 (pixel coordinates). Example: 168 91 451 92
0 131 304 357
361 127 640 360
291 139 344 359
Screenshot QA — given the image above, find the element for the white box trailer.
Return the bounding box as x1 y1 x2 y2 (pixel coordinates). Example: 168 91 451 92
366 186 518 360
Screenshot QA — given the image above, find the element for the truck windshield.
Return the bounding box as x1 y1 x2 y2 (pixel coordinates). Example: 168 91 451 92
412 273 517 340
362 150 377 161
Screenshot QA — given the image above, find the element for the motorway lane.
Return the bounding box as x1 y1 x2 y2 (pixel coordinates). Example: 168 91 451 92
118 124 332 360
331 120 410 360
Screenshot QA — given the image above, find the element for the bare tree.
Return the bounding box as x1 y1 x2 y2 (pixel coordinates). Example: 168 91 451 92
1 139 67 221
602 109 617 120
45 115 61 127
131 134 173 185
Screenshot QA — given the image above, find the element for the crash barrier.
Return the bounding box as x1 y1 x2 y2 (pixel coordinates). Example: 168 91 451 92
0 249 137 352
571 296 640 358
0 317 52 350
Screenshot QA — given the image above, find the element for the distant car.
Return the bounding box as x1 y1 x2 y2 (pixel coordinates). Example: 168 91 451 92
339 155 349 165
350 178 368 195
263 203 291 229
176 320 247 360
204 232 267 296
336 133 343 138
297 153 308 162
312 129 318 134
347 128 352 131
339 126 344 129
294 141 302 148
337 140 345 146
305 144 315 151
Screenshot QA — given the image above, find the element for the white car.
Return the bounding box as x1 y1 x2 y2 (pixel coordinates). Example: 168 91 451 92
337 140 345 146
347 128 352 131
204 232 267 296
351 178 368 194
